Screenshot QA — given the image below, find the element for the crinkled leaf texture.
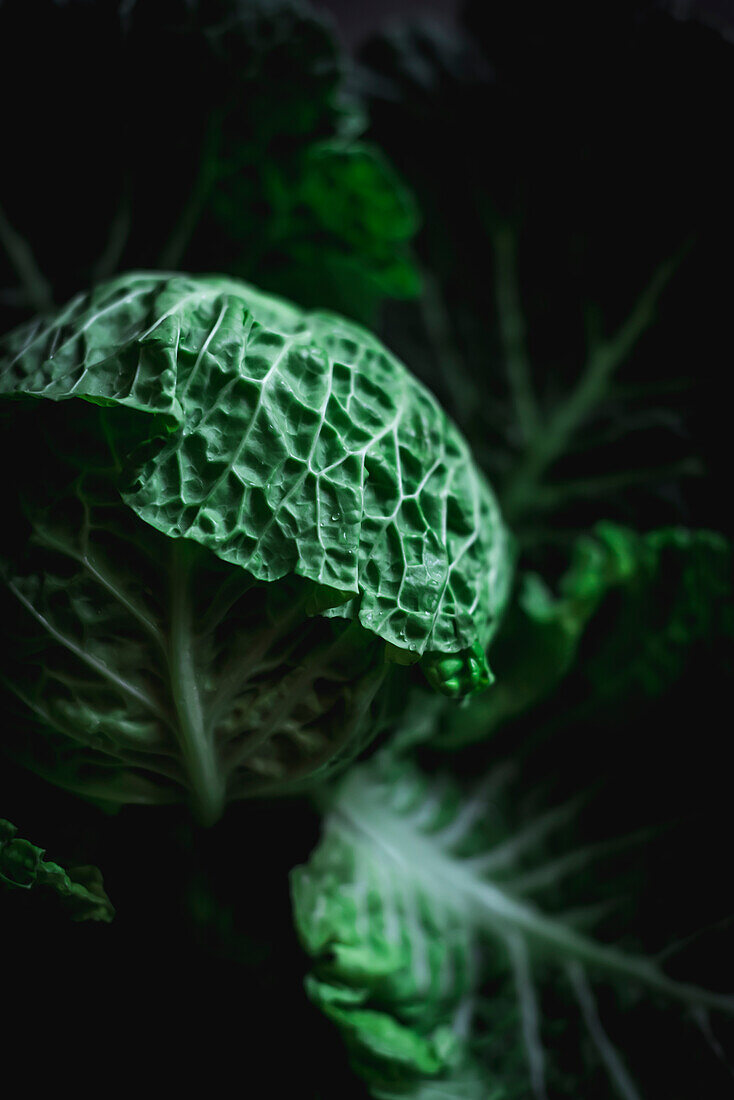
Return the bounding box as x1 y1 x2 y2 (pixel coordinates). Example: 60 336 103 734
0 818 113 922
292 751 733 1098
0 273 509 821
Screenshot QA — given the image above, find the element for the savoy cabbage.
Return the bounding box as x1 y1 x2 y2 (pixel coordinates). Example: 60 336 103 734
1 3 732 1097
0 272 510 823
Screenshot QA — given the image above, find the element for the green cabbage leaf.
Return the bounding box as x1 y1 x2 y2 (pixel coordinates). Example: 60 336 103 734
0 273 509 820
0 817 113 922
293 750 733 1098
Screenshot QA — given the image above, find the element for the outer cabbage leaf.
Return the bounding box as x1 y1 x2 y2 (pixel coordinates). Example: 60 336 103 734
292 763 485 1095
0 485 391 822
293 750 733 1098
0 817 113 922
0 272 508 661
0 273 509 820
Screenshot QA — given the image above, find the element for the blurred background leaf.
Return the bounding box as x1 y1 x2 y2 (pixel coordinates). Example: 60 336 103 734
356 1 734 542
0 0 420 328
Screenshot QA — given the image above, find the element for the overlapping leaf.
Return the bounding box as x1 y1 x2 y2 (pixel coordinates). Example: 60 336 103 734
0 272 510 663
293 750 733 1098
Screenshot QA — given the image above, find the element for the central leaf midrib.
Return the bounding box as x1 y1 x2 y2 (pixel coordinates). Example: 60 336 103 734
168 539 225 824
342 781 734 1014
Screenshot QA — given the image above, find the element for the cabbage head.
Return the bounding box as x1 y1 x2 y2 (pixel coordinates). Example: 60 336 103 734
0 274 510 822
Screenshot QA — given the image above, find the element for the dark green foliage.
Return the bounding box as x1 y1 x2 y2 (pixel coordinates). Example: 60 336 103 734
214 135 420 322
0 0 419 329
572 525 733 702
0 817 113 921
434 523 733 748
